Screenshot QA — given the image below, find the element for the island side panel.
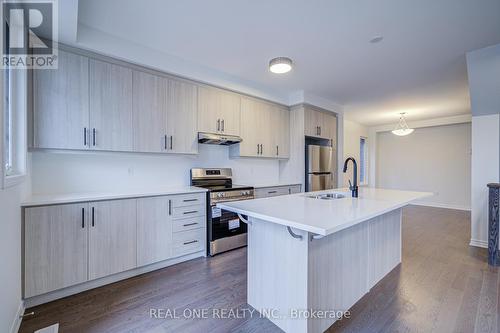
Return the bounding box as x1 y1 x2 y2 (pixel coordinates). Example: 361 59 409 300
368 208 402 288
307 220 370 333
247 217 309 333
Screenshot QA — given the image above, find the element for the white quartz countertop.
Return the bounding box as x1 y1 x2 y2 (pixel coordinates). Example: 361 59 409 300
22 187 207 207
217 187 432 236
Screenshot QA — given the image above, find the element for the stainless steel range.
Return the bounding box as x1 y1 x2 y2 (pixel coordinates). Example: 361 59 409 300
190 168 254 256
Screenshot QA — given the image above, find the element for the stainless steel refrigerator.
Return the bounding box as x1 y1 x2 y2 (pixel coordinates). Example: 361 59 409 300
306 145 335 192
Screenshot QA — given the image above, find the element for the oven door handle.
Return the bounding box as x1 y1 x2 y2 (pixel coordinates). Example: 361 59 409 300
238 213 251 225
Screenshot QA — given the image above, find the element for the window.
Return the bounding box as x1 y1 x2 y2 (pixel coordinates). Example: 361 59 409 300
1 21 27 188
359 137 368 185
4 67 12 176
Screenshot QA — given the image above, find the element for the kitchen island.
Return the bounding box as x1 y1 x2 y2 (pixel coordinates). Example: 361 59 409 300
217 187 431 333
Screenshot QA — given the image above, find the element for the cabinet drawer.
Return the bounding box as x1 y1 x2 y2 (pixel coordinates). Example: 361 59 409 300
170 193 205 208
172 228 205 257
255 186 289 198
172 204 205 220
289 185 301 194
173 216 206 233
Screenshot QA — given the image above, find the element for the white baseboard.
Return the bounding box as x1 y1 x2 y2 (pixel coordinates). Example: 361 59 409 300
24 250 205 308
469 239 488 249
10 300 25 333
411 201 471 211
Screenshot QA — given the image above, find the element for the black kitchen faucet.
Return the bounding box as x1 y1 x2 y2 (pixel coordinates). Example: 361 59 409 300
343 157 359 198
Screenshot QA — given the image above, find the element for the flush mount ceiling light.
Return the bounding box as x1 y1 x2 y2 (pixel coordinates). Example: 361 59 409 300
269 57 293 74
392 113 414 136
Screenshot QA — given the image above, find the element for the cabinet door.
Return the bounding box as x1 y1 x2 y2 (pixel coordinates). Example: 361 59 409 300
167 79 198 154
198 86 240 136
33 50 89 150
137 197 172 266
279 107 290 158
239 97 265 157
218 90 241 136
132 71 167 153
304 107 322 137
272 106 290 159
322 112 338 143
289 184 302 194
25 203 88 297
89 199 137 280
198 86 221 134
90 59 134 151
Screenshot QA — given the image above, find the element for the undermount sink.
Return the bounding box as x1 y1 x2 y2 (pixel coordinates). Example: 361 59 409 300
306 192 346 200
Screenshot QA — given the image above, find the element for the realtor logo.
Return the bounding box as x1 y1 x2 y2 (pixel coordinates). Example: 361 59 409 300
2 0 58 69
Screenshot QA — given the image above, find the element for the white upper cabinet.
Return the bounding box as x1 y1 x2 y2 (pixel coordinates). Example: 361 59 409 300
274 105 290 159
31 47 296 158
198 86 241 136
33 50 89 150
167 79 198 154
304 106 337 140
132 70 168 153
89 59 134 152
232 97 289 159
238 97 268 157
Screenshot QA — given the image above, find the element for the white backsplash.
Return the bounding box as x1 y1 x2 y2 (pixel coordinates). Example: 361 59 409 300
30 144 281 194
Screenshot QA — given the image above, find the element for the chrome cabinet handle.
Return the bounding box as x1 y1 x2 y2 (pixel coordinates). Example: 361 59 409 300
170 136 173 150
183 222 198 227
183 198 198 202
217 119 220 131
91 207 95 227
84 128 87 146
92 128 96 146
319 126 321 136
183 240 198 245
168 200 172 215
257 144 260 155
164 135 167 150
276 145 279 156
183 210 198 215
221 119 225 132
268 190 277 194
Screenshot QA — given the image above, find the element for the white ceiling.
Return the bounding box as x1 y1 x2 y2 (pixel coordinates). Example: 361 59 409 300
73 0 500 126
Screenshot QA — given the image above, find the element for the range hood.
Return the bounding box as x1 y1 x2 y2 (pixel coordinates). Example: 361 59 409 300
198 132 242 145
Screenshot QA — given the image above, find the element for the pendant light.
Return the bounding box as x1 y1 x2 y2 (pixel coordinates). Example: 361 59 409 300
392 113 414 136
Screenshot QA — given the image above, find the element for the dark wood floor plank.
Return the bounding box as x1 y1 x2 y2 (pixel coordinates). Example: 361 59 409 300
19 206 500 333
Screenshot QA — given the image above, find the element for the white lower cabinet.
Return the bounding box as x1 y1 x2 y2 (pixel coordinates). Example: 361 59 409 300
24 203 89 298
88 199 137 280
24 192 206 299
254 184 302 199
136 197 172 267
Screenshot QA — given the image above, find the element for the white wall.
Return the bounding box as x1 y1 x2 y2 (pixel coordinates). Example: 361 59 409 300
376 123 471 210
466 43 500 248
470 114 500 247
31 145 281 194
0 185 25 333
343 119 369 187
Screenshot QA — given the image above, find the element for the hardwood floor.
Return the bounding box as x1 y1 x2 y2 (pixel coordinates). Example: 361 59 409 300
20 206 499 333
